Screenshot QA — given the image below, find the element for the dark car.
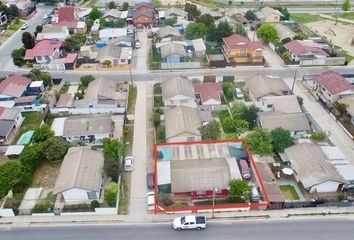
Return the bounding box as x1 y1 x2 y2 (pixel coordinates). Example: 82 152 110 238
147 173 154 189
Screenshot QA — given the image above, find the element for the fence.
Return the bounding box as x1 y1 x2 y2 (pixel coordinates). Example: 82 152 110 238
284 200 354 209
161 62 201 69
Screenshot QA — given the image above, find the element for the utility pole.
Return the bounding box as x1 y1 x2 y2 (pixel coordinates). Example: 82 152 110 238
129 63 133 85
212 187 218 218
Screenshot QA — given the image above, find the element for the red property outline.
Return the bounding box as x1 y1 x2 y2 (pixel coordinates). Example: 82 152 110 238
153 139 270 214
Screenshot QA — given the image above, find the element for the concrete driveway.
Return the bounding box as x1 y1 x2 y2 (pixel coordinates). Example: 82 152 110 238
132 30 150 74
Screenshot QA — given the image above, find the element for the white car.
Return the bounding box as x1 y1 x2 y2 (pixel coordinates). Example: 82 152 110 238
135 41 140 49
20 23 29 30
124 156 133 172
173 215 206 230
43 14 49 19
235 88 244 99
147 191 155 211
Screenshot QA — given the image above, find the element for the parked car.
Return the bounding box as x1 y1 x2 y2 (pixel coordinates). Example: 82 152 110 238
124 156 134 172
135 40 140 49
43 14 49 19
239 159 251 180
173 216 206 230
20 23 29 30
235 88 244 99
251 185 260 202
147 173 154 189
147 191 155 211
127 29 134 36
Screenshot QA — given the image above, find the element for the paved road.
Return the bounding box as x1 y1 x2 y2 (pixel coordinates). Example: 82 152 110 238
1 218 354 240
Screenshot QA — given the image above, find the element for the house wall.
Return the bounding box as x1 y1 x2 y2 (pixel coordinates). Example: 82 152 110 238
50 106 125 115
314 82 340 106
64 133 111 144
164 95 197 108
167 132 202 143
202 98 221 106
310 181 342 193
63 188 100 204
223 46 264 64
265 14 280 23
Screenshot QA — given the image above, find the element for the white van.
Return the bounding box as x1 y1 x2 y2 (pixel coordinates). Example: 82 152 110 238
124 156 134 172
251 186 260 202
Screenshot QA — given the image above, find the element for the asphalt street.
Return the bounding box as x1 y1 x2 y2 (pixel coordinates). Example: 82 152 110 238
1 218 354 240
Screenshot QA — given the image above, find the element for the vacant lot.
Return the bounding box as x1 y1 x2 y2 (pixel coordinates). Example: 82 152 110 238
306 19 354 64
291 13 324 24
32 161 62 189
280 185 300 200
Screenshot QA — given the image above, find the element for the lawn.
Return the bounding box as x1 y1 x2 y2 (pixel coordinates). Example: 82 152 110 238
124 126 134 154
118 173 130 215
127 85 137 114
21 111 42 128
279 185 300 200
8 19 24 31
290 13 324 24
336 12 354 21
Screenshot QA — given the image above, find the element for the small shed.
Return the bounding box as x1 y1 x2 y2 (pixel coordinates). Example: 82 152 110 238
4 145 25 158
207 54 226 68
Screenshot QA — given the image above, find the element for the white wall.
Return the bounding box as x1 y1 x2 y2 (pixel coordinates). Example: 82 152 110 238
63 188 99 204
65 133 111 144
167 133 202 143
203 98 221 106
310 181 341 193
50 107 125 115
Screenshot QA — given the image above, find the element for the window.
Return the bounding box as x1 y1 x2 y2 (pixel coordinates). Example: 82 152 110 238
267 104 273 109
87 191 97 200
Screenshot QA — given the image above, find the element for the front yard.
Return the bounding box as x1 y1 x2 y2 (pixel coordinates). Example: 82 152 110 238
280 185 300 200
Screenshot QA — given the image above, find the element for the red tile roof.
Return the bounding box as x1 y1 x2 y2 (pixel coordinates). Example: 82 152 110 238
0 106 5 117
284 40 328 57
194 82 223 104
314 71 354 95
63 53 78 64
222 34 263 50
58 6 77 22
24 39 63 60
0 75 31 98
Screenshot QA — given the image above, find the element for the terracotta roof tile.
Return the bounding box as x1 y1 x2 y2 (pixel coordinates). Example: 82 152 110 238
314 71 354 95
0 75 31 98
222 34 263 50
194 82 223 104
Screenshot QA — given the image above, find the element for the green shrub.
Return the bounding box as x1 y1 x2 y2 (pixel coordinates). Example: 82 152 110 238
310 132 326 141
153 112 161 127
157 128 166 143
90 200 100 209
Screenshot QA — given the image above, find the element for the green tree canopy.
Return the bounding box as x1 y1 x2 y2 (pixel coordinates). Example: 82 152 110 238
215 21 233 43
198 120 221 140
43 137 69 161
36 25 43 33
33 124 54 143
245 10 256 21
274 7 290 20
342 0 351 12
335 102 347 116
271 128 293 153
64 33 87 49
11 47 26 66
185 22 208 39
80 75 95 86
107 1 118 9
0 161 21 198
21 32 35 49
103 138 126 162
20 143 44 172
256 24 278 44
28 69 53 86
228 179 252 203
89 7 101 20
105 182 118 206
246 128 273 156
197 14 214 26
222 116 249 136
185 2 200 21
230 102 259 129
122 2 129 11
163 18 177 26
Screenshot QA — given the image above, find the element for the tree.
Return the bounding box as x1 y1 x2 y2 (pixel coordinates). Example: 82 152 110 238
163 18 177 26
271 128 293 153
21 32 35 49
11 47 26 66
342 0 351 12
273 7 290 21
89 7 101 20
185 22 208 40
153 112 161 127
102 60 112 67
36 25 43 33
105 160 120 182
185 3 200 21
197 14 214 26
228 179 252 203
215 21 233 43
20 143 44 172
103 138 125 162
122 2 129 11
90 200 100 209
230 102 259 129
0 161 21 198
245 10 256 21
222 82 234 102
28 69 52 86
80 75 95 86
33 124 54 143
256 24 278 44
233 23 247 36
43 137 69 161
281 37 291 44
7 4 19 19
245 128 273 156
105 182 118 206
199 120 221 140
222 116 249 136
228 0 232 5
282 51 292 61
335 102 347 116
107 1 118 9
64 33 87 49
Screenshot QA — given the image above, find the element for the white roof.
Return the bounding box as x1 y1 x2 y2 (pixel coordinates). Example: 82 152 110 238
77 8 92 18
99 28 127 39
321 146 346 161
120 10 128 19
158 10 165 18
29 81 43 88
51 117 67 136
77 21 86 29
335 165 354 181
157 161 171 185
18 187 43 211
4 145 24 156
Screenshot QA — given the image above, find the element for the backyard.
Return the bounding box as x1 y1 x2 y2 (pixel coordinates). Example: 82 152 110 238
280 185 300 200
15 111 42 143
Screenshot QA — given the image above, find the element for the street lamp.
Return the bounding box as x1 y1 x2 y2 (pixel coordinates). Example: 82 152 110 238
212 187 218 218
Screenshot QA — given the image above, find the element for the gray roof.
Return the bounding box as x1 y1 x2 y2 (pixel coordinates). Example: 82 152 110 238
157 26 181 38
284 143 345 189
165 106 202 140
164 8 186 18
274 23 295 40
108 35 134 46
103 9 121 19
161 76 195 100
0 120 15 137
258 112 311 132
261 95 302 113
338 96 354 116
199 6 223 18
54 147 104 194
171 157 241 193
63 114 113 137
95 44 122 60
246 74 291 100
260 7 283 18
160 42 187 58
0 108 21 121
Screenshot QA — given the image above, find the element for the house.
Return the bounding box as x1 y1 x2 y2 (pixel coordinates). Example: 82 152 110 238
52 6 87 33
338 96 354 126
283 143 345 193
194 82 223 106
159 42 187 64
164 8 186 19
255 7 283 23
258 112 311 138
258 95 302 113
99 28 127 41
36 25 70 41
284 40 329 64
14 95 38 111
14 0 37 20
0 75 31 105
222 34 264 65
313 71 354 106
0 106 23 144
109 35 134 47
77 8 92 21
0 11 7 24
161 77 197 108
24 39 63 64
192 38 206 57
95 44 132 67
157 25 181 39
245 74 291 101
54 147 104 204
274 23 295 41
165 106 202 143
199 6 222 19
28 81 44 95
103 9 121 21
207 54 226 68
133 2 155 28
51 114 114 144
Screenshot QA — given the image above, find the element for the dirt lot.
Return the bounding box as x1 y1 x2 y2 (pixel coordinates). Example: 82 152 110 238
306 19 354 64
32 161 62 189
